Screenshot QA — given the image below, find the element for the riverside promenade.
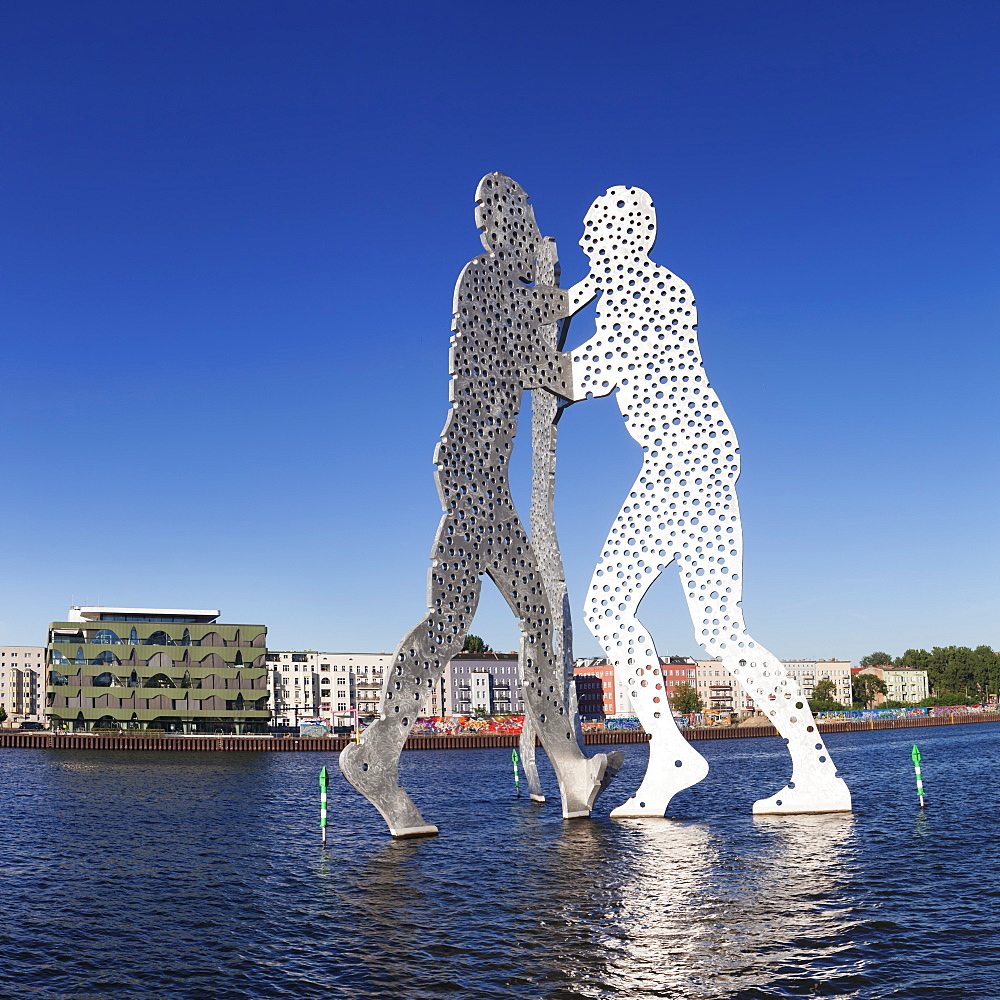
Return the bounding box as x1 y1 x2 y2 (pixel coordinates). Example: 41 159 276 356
2 711 997 752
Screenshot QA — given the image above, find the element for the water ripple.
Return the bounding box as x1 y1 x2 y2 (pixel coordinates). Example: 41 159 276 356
0 725 998 998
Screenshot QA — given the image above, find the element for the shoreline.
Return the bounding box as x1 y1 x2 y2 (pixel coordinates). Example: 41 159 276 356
1 711 997 752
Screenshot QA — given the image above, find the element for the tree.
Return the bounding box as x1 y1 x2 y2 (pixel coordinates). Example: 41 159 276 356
972 645 1000 702
852 673 888 709
859 651 893 669
808 678 844 712
901 645 995 700
462 635 492 653
670 682 703 714
917 693 975 708
0 704 6 724
812 678 838 702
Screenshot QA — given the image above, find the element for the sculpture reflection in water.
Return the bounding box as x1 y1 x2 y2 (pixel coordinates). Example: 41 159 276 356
598 813 855 996
545 186 852 816
339 174 622 837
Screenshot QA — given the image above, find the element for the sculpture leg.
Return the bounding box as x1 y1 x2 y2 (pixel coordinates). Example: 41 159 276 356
677 512 851 814
340 517 482 837
717 644 851 814
485 516 622 819
518 714 545 802
582 512 709 818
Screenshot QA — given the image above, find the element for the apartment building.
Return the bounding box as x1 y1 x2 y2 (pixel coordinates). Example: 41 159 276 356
265 651 394 725
658 656 699 708
572 672 605 720
781 659 853 706
0 646 46 725
573 658 617 718
576 655 698 717
443 653 524 716
856 664 929 704
694 660 755 712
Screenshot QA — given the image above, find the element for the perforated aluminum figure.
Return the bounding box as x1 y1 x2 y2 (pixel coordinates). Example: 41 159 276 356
541 186 851 816
339 174 622 837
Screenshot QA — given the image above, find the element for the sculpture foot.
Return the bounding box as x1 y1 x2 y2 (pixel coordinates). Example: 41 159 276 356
388 824 440 839
558 751 624 819
752 775 852 815
529 793 546 803
339 728 438 837
610 741 710 818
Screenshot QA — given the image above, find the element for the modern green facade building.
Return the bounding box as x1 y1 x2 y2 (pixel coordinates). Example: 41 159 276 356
46 607 269 733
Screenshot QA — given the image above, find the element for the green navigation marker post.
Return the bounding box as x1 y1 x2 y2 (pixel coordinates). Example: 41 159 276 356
319 765 329 845
911 745 925 809
511 747 520 797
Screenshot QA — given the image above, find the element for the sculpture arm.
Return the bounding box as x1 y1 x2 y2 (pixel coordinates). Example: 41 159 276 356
519 348 576 401
522 274 607 401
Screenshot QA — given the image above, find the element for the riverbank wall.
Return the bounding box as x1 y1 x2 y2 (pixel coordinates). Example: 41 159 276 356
2 711 998 752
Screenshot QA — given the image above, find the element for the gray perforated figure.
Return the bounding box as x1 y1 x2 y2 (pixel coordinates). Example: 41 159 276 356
339 174 622 837
531 186 851 816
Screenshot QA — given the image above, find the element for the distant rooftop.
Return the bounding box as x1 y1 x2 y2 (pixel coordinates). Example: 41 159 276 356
66 606 221 624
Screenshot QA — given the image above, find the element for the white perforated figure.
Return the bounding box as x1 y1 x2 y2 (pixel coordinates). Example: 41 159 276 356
552 187 851 815
340 174 622 837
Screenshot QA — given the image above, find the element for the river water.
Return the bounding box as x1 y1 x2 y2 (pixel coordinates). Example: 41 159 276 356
1 724 997 1000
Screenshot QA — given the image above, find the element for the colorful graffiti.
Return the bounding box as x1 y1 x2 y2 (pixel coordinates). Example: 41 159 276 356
398 705 990 737
604 717 642 731
815 708 927 722
411 716 526 735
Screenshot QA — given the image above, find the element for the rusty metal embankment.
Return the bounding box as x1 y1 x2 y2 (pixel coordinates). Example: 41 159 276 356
1 713 997 752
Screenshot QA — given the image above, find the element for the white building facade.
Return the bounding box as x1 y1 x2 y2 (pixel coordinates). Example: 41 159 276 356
857 665 929 704
780 659 854 707
694 659 755 713
690 658 853 713
0 646 46 726
265 650 394 726
443 653 524 716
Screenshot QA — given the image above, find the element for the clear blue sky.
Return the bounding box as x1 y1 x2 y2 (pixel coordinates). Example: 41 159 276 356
2 0 997 664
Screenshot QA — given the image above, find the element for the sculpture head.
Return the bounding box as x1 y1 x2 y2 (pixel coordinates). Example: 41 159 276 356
475 173 542 281
580 186 656 261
